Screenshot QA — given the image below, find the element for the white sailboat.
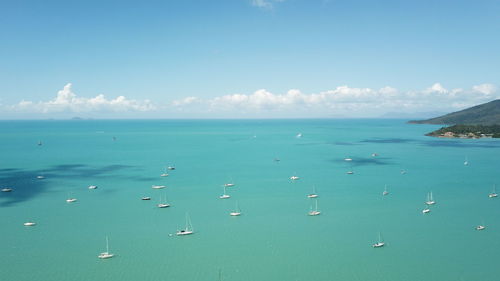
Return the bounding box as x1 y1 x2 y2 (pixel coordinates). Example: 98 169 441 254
66 193 77 203
98 236 115 259
296 133 302 138
167 165 176 170
36 175 45 179
346 165 354 174
489 184 498 198
23 221 36 226
230 201 241 216
152 185 166 189
176 213 194 236
425 191 435 205
290 174 300 180
422 204 431 214
160 167 168 177
307 185 318 198
476 221 486 230
308 199 321 216
220 185 230 199
382 185 389 196
224 177 235 187
464 156 469 166
157 193 170 208
372 232 385 248
344 157 353 161
88 185 98 190
1 187 13 192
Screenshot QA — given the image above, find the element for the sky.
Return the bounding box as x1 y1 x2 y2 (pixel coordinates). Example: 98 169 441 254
0 0 499 119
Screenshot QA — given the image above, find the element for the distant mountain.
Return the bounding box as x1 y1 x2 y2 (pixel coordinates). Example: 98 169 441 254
409 99 500 125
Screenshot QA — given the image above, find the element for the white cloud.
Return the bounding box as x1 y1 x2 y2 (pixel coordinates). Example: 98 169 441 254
250 0 284 9
171 83 499 118
12 83 155 114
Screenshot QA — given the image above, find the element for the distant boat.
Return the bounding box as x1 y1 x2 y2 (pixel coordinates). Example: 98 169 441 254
1 188 13 192
296 133 302 138
371 153 378 157
346 165 354 174
273 158 281 162
66 192 77 203
220 185 230 199
98 236 115 259
224 177 235 187
230 201 241 216
382 185 389 196
307 185 318 198
88 185 98 190
24 222 36 226
167 166 176 170
290 175 300 180
476 224 486 230
36 175 45 179
176 213 194 236
141 196 151 200
157 194 170 208
372 232 385 248
344 157 353 161
425 192 435 205
464 156 469 166
422 205 431 214
400 169 407 175
308 199 321 216
37 141 42 146
489 184 498 198
152 185 166 189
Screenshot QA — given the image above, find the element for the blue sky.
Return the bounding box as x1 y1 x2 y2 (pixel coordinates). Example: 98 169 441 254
1 0 499 119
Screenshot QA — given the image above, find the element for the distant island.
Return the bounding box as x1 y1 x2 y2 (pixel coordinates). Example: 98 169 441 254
409 99 500 138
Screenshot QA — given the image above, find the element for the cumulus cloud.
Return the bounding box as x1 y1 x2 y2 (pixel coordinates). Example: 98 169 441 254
12 83 155 114
171 83 499 118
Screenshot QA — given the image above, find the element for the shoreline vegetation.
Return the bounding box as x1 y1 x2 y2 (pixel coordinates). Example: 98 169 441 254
425 124 500 139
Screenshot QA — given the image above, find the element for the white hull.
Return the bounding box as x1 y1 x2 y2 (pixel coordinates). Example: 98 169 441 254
230 212 241 216
98 252 114 259
422 208 430 213
37 176 45 179
152 185 166 189
290 176 300 180
220 194 230 199
66 198 77 203
308 211 321 216
476 225 486 230
1 188 12 192
489 193 498 198
157 203 170 208
176 230 194 236
88 185 98 189
24 222 36 226
160 173 169 177
382 191 389 196
307 194 318 198
425 201 435 205
346 171 354 174
141 197 151 200
372 242 385 248
224 183 235 187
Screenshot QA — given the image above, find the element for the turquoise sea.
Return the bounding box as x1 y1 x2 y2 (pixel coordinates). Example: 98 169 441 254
1 119 500 281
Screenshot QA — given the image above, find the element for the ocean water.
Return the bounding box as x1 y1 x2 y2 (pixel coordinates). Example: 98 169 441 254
1 119 500 281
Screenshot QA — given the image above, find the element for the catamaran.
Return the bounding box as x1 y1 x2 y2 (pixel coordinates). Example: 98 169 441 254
372 232 385 248
176 213 194 236
220 185 230 199
308 199 321 216
98 236 114 259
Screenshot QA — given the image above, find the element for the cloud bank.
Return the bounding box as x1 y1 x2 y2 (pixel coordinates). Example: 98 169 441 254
170 83 499 118
12 83 155 114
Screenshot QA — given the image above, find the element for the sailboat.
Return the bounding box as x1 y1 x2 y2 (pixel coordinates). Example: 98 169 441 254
176 213 194 236
307 185 318 198
88 185 98 190
224 177 235 187
36 175 45 179
157 193 170 208
167 165 176 170
296 133 302 138
152 185 166 189
372 232 385 248
230 201 241 216
98 236 115 259
422 204 431 214
290 174 300 180
344 157 353 161
489 184 498 198
425 191 435 205
346 165 354 174
160 167 169 177
464 156 469 166
219 185 230 199
1 187 13 192
24 221 36 226
37 140 42 146
66 193 77 203
308 199 321 216
382 185 389 196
